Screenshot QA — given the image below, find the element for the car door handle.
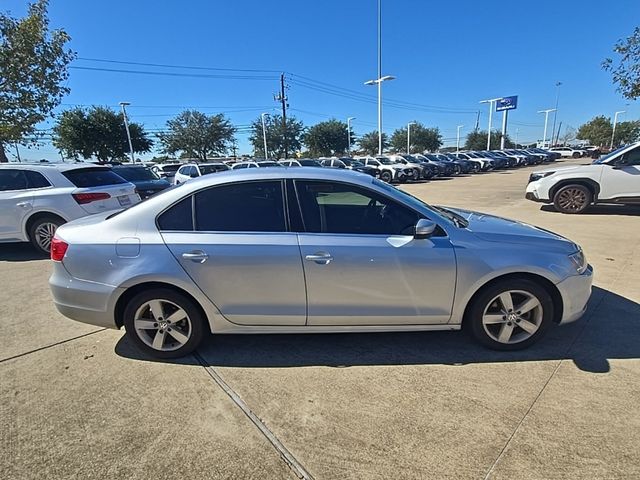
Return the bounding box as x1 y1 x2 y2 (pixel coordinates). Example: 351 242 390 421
16 201 32 208
305 252 333 265
182 250 209 263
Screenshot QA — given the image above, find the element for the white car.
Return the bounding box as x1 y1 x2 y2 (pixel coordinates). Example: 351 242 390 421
151 163 183 182
526 141 640 213
0 163 139 254
354 156 414 183
279 160 302 167
548 146 587 158
174 163 230 184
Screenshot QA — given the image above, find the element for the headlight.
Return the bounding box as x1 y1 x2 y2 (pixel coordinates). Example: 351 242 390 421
529 171 555 183
569 249 588 274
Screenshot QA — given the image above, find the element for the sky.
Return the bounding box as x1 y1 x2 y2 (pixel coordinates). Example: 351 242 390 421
4 0 640 160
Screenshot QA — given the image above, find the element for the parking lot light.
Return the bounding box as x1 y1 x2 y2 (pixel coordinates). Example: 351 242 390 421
456 125 464 153
347 117 356 154
119 102 135 163
407 122 416 154
537 109 556 149
479 98 502 150
611 110 626 149
260 113 269 159
365 75 396 155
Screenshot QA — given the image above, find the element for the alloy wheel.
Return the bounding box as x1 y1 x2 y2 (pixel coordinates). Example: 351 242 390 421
482 290 543 344
557 188 588 212
133 299 193 351
34 222 58 253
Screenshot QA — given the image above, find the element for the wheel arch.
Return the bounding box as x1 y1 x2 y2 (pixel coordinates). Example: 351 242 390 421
549 178 600 201
24 211 68 240
462 272 563 326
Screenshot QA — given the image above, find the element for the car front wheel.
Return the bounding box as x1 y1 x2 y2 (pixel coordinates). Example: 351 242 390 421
553 184 592 214
123 289 206 359
468 279 553 350
379 170 393 183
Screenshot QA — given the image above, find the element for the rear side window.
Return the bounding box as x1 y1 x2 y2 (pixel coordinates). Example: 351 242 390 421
157 196 194 231
194 181 285 232
25 170 52 188
62 167 127 187
0 169 28 191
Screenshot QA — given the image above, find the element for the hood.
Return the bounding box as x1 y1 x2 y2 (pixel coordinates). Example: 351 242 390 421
441 207 577 252
533 163 597 175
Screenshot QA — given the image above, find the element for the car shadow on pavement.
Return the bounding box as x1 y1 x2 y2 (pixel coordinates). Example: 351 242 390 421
114 287 639 374
540 204 640 216
0 243 46 262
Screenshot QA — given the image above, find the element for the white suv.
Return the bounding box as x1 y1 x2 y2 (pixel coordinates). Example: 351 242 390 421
525 142 640 213
548 146 587 158
354 156 414 183
0 164 139 254
174 163 230 184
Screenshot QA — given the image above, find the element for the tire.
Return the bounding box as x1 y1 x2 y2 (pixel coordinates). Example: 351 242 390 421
552 184 592 214
380 170 393 183
572 152 580 158
467 278 553 351
123 288 206 359
29 215 64 255
397 174 408 184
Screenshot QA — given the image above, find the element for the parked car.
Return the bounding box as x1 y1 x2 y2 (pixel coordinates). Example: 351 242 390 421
526 141 640 213
437 153 479 173
174 163 231 184
453 152 493 171
321 158 379 177
355 156 414 183
412 154 450 177
50 167 593 358
548 146 587 158
430 153 474 174
388 154 433 179
0 164 139 254
279 160 302 167
151 163 182 182
256 161 283 168
111 165 171 199
298 159 323 167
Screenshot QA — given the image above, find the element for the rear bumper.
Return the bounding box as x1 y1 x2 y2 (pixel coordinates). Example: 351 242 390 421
50 262 122 329
556 265 594 324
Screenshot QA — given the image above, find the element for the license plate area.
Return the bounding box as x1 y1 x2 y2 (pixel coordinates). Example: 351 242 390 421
118 195 132 207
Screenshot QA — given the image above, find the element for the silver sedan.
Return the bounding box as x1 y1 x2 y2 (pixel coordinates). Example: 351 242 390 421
49 168 593 358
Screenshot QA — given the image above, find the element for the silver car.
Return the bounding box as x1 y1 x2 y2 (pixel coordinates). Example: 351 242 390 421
50 168 593 358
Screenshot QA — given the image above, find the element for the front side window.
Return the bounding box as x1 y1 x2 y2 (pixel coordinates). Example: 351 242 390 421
620 146 640 166
0 169 28 191
295 180 420 235
195 181 285 232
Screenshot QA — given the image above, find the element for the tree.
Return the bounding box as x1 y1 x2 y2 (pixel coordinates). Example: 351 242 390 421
249 114 304 158
576 116 613 146
614 120 640 144
53 106 153 161
303 119 351 156
464 130 513 150
157 110 235 160
603 26 640 100
390 122 442 153
0 0 75 162
358 131 388 155
558 126 577 145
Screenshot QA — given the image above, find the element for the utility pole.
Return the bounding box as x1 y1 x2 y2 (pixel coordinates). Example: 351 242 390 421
119 102 135 163
474 110 480 132
261 113 269 159
347 117 356 154
14 143 21 162
275 73 289 159
407 122 416 153
610 110 626 149
551 82 562 146
515 128 519 147
556 121 563 145
456 125 464 152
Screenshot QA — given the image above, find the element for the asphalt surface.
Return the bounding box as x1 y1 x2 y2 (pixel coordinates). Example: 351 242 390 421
1 157 639 479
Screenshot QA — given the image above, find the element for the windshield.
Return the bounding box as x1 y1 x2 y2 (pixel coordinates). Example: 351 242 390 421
592 145 630 164
114 166 160 181
159 164 181 172
377 157 394 165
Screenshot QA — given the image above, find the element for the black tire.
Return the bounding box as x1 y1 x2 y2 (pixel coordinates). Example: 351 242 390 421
397 174 408 183
467 278 554 351
380 170 393 183
123 288 206 359
28 215 64 255
572 152 580 158
552 184 592 214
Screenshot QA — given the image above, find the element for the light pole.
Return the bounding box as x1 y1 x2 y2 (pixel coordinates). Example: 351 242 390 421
260 113 269 159
610 110 626 149
479 97 502 150
347 117 356 154
456 125 464 152
551 81 562 146
407 122 416 153
365 75 396 155
537 109 556 148
119 102 135 163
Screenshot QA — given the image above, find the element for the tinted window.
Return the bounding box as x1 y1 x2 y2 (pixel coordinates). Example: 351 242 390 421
295 181 420 235
114 166 159 181
25 170 52 188
0 169 28 191
622 146 640 166
199 164 229 174
178 166 190 175
62 167 127 187
194 181 285 232
157 196 194 231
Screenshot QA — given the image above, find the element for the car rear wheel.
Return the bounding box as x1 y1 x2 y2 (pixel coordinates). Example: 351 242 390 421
29 215 64 255
380 170 393 183
553 184 592 214
468 279 553 350
572 152 580 158
123 289 206 359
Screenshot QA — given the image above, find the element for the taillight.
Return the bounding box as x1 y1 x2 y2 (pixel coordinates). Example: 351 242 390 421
72 192 111 204
51 237 69 261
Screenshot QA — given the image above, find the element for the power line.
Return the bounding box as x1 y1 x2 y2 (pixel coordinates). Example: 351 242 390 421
70 66 279 81
77 57 282 74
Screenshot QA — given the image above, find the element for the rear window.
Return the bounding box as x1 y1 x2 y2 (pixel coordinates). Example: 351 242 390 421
113 166 159 181
62 167 128 187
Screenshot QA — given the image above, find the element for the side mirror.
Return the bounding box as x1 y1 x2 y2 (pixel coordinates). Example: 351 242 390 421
414 219 437 239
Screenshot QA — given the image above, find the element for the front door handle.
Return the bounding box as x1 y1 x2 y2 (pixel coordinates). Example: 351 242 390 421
305 252 333 265
16 201 32 208
182 250 209 263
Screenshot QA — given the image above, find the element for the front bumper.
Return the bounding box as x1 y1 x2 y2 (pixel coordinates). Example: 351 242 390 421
525 181 550 203
556 265 594 324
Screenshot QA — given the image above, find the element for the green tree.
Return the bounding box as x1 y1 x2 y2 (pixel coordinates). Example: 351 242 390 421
358 130 389 155
158 110 235 160
614 120 640 144
0 0 75 162
464 130 513 150
390 122 442 153
576 116 613 146
53 106 153 161
303 119 351 156
603 26 640 100
249 114 304 158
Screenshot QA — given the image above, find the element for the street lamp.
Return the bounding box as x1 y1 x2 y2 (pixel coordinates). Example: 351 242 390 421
479 97 502 150
119 102 135 163
611 110 626 149
347 117 356 154
551 81 562 146
456 125 464 152
365 75 396 155
537 108 556 148
407 122 416 154
260 113 269 159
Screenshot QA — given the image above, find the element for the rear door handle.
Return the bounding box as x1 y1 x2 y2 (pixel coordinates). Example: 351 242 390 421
305 252 333 265
16 201 32 208
182 250 209 263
